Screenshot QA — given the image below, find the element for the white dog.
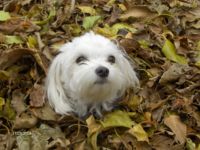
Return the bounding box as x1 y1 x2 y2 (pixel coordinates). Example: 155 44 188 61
46 32 139 118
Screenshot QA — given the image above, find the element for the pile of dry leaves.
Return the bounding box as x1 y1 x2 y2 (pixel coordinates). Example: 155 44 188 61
0 0 200 149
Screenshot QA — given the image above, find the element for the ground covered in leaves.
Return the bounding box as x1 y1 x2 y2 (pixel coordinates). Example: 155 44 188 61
0 0 200 149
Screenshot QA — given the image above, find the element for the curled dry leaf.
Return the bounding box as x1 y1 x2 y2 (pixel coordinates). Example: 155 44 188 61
159 63 191 84
0 48 48 74
164 115 187 144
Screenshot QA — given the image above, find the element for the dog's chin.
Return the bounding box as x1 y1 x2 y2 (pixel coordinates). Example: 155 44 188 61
94 78 108 85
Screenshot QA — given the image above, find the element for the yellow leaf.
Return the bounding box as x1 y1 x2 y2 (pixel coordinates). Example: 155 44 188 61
129 124 149 142
86 116 102 136
162 39 188 64
77 6 96 15
100 110 134 129
86 116 102 150
0 97 5 112
4 99 16 120
27 36 37 48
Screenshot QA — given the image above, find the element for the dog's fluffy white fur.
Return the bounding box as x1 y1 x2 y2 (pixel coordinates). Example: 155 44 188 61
46 32 139 118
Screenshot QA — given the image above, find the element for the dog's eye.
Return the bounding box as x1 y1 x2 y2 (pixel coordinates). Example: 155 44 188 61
108 55 115 64
76 55 87 64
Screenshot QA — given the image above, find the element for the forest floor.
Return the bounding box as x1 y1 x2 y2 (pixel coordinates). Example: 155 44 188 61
0 0 200 149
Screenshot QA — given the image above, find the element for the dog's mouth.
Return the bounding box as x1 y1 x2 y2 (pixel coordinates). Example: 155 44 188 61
94 78 108 85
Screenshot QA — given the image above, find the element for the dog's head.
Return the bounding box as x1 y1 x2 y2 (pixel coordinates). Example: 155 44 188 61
46 32 139 114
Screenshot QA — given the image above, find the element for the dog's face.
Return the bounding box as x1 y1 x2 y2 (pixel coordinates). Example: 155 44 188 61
46 32 139 115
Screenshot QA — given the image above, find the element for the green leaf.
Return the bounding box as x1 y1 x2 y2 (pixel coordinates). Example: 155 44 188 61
0 11 11 21
162 39 188 64
5 35 24 44
100 110 134 129
77 6 96 15
129 124 149 142
82 16 101 30
186 138 196 150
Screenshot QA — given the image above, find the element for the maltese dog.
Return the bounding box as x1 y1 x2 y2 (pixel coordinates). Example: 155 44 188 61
46 32 139 118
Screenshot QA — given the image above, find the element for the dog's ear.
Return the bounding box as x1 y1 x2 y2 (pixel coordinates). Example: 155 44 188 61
119 51 140 93
46 54 72 114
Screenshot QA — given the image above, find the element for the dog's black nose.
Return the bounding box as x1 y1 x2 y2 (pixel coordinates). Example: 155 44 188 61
95 66 109 78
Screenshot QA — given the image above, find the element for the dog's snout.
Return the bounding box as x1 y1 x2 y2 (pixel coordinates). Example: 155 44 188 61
95 66 109 78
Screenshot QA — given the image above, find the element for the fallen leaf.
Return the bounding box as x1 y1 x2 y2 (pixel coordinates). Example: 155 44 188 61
162 39 188 64
11 89 26 115
27 35 38 48
5 35 24 44
0 18 40 34
120 6 155 20
159 63 191 84
16 134 32 150
186 138 196 150
111 23 137 34
126 95 142 111
3 99 16 120
0 97 5 113
0 133 15 150
89 131 99 150
128 124 149 143
95 23 136 38
31 102 59 121
164 115 187 144
13 113 38 129
0 11 11 21
0 70 10 80
16 124 65 150
0 48 48 74
100 110 134 129
33 6 56 25
86 115 102 136
77 6 97 15
82 16 101 30
86 116 102 149
29 84 45 107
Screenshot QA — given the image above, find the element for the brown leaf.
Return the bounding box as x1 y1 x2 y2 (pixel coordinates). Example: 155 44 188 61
11 89 26 115
0 133 15 150
0 48 48 74
159 63 191 84
151 135 184 150
31 102 59 121
164 115 187 144
120 6 155 20
29 84 45 107
0 18 40 34
13 112 38 129
119 38 140 53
